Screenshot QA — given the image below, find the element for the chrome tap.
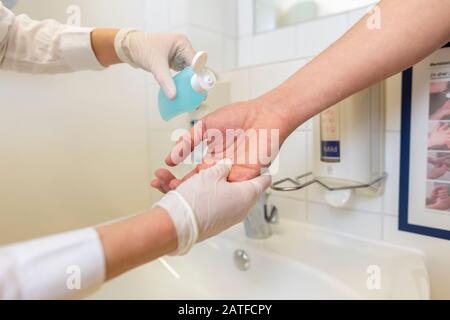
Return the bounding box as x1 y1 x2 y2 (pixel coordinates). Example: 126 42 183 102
244 191 278 239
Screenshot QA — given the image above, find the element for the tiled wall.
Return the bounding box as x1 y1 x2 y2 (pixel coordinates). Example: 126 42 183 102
221 2 450 299
238 0 367 66
145 0 238 71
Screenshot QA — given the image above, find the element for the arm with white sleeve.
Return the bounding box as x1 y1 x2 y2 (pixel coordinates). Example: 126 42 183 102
0 1 196 98
0 163 271 299
0 1 103 73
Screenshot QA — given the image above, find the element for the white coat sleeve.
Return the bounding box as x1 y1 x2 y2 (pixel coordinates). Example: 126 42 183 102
0 2 104 73
0 228 105 300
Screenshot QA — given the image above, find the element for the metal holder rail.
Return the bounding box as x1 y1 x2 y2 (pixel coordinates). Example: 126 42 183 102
271 172 388 192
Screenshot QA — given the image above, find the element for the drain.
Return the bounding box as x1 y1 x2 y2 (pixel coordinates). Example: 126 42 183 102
234 249 250 271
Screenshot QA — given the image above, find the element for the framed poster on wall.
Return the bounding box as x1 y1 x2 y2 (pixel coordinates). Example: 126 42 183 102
400 42 450 240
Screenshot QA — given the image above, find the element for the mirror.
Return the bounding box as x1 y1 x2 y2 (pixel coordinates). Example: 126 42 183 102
254 0 376 34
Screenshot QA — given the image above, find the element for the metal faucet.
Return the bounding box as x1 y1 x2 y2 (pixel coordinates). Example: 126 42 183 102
244 191 278 239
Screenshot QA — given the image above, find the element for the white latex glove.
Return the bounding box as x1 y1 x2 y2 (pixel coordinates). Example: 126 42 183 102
114 29 196 100
154 162 272 255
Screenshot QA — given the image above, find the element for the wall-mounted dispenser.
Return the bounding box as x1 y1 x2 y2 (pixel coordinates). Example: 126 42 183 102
272 82 387 207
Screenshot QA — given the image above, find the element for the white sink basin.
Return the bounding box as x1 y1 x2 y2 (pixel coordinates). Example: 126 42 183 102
89 219 429 300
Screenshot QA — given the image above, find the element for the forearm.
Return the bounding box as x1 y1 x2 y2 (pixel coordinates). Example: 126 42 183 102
0 208 176 299
96 207 177 281
260 0 450 131
0 228 105 300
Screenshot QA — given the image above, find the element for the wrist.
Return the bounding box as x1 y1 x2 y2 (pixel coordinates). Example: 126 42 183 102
113 28 139 67
96 208 177 280
91 28 121 67
153 191 199 256
254 87 306 138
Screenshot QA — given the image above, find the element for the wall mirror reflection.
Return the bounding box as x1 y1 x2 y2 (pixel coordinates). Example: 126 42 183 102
254 0 376 33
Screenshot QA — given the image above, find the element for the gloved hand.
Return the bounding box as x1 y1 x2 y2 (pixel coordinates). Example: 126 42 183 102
114 29 196 100
154 161 272 255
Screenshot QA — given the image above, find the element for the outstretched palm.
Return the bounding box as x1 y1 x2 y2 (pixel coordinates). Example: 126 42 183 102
151 100 293 193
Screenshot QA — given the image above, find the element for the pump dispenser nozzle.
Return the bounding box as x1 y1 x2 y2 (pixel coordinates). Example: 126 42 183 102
191 52 217 93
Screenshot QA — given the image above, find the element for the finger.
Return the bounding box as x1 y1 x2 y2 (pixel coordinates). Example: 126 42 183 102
172 44 196 71
154 63 177 100
180 41 196 67
169 179 183 190
155 168 177 193
236 173 272 196
202 159 232 180
150 179 167 194
169 35 196 71
228 165 261 182
155 168 177 183
165 120 205 166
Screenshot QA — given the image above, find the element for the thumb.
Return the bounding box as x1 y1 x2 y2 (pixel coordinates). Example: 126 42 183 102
154 63 177 100
240 173 272 195
202 159 232 181
179 44 196 68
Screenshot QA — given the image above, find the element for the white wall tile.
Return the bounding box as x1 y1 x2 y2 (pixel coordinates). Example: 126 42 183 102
173 25 236 71
23 0 146 29
383 216 450 299
307 183 383 214
383 132 400 215
271 131 308 201
297 118 313 131
385 73 402 132
252 26 298 65
145 0 170 32
222 36 238 70
238 37 254 67
219 69 251 102
346 6 370 28
306 130 315 172
295 13 348 58
249 59 307 98
168 0 190 29
308 202 382 240
268 196 308 223
238 0 254 37
194 81 232 117
185 0 237 37
167 0 238 35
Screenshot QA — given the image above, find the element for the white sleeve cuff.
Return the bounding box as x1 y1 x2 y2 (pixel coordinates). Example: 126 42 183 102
59 27 104 71
0 228 105 300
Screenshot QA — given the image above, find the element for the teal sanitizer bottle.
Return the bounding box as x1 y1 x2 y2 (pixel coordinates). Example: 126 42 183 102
158 51 216 121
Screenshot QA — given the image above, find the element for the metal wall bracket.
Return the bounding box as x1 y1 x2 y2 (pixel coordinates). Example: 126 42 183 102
271 172 388 192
